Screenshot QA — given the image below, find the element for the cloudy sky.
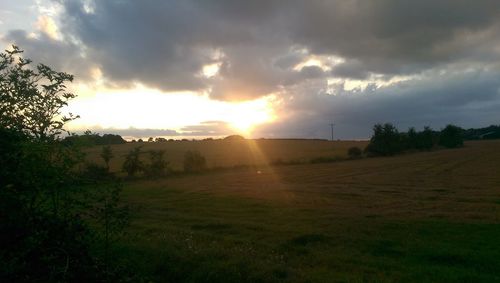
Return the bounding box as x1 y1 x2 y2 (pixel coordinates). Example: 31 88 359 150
2 0 500 139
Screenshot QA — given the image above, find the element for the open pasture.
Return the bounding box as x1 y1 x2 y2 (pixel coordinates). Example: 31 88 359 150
116 140 500 282
85 139 368 172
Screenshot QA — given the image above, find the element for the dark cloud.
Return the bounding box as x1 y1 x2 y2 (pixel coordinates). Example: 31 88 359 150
4 0 500 138
4 29 92 79
331 60 369 79
290 0 500 72
256 67 500 139
8 0 500 97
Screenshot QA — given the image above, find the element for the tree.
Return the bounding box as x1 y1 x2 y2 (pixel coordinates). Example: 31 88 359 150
439 124 464 148
144 150 168 178
100 145 114 171
406 127 418 150
365 123 402 156
0 46 128 281
184 150 207 173
0 45 78 140
122 147 143 177
416 126 435 150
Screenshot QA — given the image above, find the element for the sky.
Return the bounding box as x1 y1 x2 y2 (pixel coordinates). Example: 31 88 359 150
2 0 500 140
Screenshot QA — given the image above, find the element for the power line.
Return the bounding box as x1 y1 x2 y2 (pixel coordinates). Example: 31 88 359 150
329 123 335 141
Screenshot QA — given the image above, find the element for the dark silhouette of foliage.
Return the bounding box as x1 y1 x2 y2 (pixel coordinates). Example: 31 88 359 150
81 162 113 181
0 45 78 140
415 126 435 150
0 46 130 281
365 123 402 156
462 124 500 140
122 147 143 177
347 146 363 159
366 123 440 157
100 145 114 171
405 127 418 149
439 124 464 148
63 131 126 146
184 150 207 173
144 150 169 178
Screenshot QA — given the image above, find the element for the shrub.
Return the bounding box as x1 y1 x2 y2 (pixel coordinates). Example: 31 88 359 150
122 147 143 177
365 123 402 156
81 162 113 181
405 127 418 149
184 150 207 173
144 150 168 178
416 126 435 150
347 147 363 159
0 46 130 281
439 124 464 148
100 145 114 171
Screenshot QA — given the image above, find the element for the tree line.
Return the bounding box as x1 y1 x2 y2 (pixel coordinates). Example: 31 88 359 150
364 123 464 157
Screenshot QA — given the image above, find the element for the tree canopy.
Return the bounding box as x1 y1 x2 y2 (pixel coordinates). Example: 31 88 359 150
0 45 78 140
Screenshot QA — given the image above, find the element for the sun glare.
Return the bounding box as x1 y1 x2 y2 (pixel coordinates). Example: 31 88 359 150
66 85 276 137
226 98 275 134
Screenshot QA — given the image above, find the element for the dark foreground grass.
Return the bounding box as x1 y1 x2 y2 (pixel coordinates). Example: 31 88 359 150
112 141 500 282
115 185 500 282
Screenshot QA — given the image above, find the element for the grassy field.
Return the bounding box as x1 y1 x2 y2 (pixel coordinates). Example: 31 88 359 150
113 140 500 282
85 139 368 172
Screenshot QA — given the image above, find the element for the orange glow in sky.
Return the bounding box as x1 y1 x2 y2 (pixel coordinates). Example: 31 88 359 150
66 84 276 137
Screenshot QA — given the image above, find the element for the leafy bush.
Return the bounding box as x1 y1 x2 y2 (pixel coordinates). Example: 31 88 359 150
439 124 464 148
365 123 403 156
347 147 363 159
81 162 113 181
122 147 143 177
0 46 129 281
416 126 435 150
144 150 169 178
100 145 114 171
184 150 207 173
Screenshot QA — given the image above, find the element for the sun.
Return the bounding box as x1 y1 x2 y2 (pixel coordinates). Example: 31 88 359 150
226 97 276 135
229 116 259 134
66 84 277 137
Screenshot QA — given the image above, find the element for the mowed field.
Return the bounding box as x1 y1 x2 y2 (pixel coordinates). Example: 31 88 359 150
85 139 368 172
114 140 500 282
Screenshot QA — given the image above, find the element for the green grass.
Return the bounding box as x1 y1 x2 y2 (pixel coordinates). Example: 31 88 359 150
115 187 500 282
109 140 500 282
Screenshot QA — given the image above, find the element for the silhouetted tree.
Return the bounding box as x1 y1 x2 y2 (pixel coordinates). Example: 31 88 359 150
144 150 168 178
439 124 464 148
122 147 143 177
416 126 435 150
100 145 114 171
0 46 128 281
365 123 402 156
184 150 207 173
0 46 78 140
405 127 418 149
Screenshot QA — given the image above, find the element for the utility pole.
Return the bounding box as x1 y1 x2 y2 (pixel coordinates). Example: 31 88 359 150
329 123 335 141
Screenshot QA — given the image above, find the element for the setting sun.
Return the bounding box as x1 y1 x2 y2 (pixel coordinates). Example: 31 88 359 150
66 85 276 138
226 97 276 134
